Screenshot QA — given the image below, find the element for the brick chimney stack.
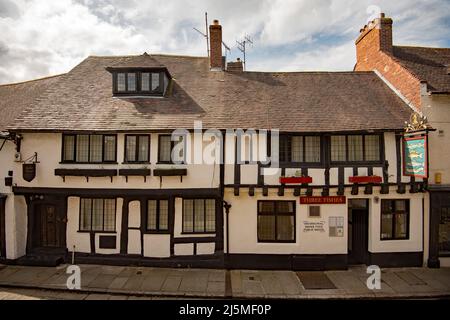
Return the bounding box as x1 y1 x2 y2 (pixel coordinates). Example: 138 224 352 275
227 58 243 72
209 19 223 70
355 12 393 60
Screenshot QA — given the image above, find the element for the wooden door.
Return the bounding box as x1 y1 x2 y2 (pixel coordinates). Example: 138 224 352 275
37 204 64 248
348 200 369 265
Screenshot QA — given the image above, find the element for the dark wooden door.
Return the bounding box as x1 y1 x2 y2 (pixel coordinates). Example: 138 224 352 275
36 204 64 248
348 206 369 265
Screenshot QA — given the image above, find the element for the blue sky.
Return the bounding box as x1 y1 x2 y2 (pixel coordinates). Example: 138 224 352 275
0 0 449 84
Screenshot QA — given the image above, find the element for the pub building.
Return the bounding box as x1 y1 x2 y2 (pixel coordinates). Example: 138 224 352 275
0 19 437 270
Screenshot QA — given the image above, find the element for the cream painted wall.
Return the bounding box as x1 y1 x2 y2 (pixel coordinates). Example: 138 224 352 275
13 133 220 190
225 187 425 256
174 243 194 256
422 94 450 184
225 189 348 255
197 242 215 255
143 234 170 257
67 197 90 253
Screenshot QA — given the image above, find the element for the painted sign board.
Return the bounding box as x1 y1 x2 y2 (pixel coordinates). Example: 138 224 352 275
300 196 346 205
403 135 428 178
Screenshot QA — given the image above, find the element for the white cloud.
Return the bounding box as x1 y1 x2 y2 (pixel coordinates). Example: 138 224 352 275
0 0 449 84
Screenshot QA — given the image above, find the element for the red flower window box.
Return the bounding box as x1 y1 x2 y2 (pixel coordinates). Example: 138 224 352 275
349 175 382 184
279 176 313 184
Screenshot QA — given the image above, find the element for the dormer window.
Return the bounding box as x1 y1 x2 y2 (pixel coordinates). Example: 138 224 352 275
106 53 171 97
111 70 168 96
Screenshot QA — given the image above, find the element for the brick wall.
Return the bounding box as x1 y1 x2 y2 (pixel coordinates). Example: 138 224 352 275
355 15 422 109
209 20 223 70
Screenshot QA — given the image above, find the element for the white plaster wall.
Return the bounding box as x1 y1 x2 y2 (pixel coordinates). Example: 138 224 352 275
13 196 27 259
197 242 215 255
127 200 141 254
128 230 141 255
173 197 216 238
241 164 258 185
13 133 220 189
384 132 398 184
128 201 140 228
369 193 423 253
225 187 424 256
174 243 194 256
66 197 90 253
4 194 27 259
143 234 170 257
422 94 450 184
225 189 347 255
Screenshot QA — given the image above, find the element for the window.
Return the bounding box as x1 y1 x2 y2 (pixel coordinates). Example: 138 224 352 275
147 200 169 232
381 200 409 240
439 207 450 255
279 135 321 163
158 134 185 164
80 198 116 232
331 134 381 162
183 199 216 233
127 73 136 91
308 206 321 218
114 71 165 95
257 201 295 242
125 135 150 163
62 134 117 163
117 73 126 92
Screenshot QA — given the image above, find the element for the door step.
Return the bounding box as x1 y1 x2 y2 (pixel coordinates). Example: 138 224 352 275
16 254 66 267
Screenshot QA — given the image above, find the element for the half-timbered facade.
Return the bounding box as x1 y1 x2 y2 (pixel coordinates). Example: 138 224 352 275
0 19 429 270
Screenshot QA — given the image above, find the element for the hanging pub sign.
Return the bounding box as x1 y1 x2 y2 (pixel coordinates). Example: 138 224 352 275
403 135 428 178
22 152 39 182
22 163 36 182
403 112 430 178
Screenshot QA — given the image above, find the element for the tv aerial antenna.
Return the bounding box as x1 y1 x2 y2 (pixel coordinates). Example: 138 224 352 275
193 13 231 59
236 35 253 70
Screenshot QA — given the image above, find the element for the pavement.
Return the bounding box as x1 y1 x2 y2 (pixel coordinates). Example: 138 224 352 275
0 264 449 300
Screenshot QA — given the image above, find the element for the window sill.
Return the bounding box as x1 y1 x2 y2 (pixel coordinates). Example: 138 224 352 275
143 231 170 234
77 230 117 234
59 162 118 165
380 238 409 241
122 162 151 165
180 232 216 235
257 240 296 243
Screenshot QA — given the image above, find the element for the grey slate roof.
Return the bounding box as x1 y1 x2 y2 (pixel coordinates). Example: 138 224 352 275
5 54 412 132
393 46 450 93
0 75 63 131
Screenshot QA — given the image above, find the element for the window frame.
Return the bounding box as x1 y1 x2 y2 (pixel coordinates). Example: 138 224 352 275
380 199 410 241
145 199 170 233
278 134 323 167
78 198 117 233
112 70 166 96
123 134 151 164
157 134 186 164
257 200 296 243
330 133 383 165
182 198 216 234
61 134 117 164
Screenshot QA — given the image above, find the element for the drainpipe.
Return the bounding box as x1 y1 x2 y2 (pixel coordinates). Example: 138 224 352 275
223 201 232 263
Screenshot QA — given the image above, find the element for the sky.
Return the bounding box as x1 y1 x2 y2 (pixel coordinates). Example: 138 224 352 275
0 0 449 84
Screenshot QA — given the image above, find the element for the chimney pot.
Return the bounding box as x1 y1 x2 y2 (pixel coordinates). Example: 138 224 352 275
213 19 219 25
380 12 385 18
